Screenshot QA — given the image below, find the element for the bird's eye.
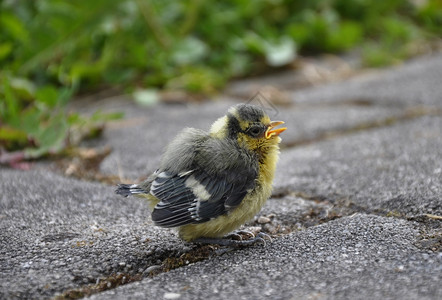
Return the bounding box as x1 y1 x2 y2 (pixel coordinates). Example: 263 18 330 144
248 125 262 137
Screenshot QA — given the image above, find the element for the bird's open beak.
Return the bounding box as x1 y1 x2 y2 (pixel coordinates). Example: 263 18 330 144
265 121 287 139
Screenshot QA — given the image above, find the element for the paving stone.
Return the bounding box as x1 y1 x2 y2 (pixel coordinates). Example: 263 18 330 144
274 116 442 216
290 54 442 108
89 215 442 300
0 169 185 299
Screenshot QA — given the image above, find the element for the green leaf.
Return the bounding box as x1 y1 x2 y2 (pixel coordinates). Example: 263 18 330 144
19 107 41 136
287 23 311 47
9 77 36 101
0 43 13 61
0 12 29 43
25 112 68 158
57 86 76 107
36 86 59 108
326 21 362 52
0 126 28 143
243 32 267 55
1 75 19 124
90 111 124 122
67 113 82 125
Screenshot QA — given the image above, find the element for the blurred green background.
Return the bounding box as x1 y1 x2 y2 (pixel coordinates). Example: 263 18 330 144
1 0 441 164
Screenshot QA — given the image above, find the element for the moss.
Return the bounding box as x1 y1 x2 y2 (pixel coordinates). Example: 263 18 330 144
55 273 143 300
415 233 442 252
161 245 216 272
386 211 403 218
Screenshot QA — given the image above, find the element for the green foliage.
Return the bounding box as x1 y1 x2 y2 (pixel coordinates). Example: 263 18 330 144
0 73 122 164
2 0 438 94
0 0 440 163
416 0 442 35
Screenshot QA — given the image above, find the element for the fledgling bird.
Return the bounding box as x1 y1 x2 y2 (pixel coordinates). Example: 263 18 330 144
116 104 286 245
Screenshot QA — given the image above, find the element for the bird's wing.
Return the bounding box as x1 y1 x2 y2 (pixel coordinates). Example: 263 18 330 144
151 138 258 228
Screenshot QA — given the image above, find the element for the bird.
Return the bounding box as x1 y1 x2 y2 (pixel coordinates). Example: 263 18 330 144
115 103 286 246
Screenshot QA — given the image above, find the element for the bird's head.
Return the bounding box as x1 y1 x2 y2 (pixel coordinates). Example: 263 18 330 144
210 104 287 152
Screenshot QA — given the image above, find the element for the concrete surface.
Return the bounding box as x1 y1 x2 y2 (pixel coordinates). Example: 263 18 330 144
90 215 441 300
1 54 441 299
0 169 186 299
274 116 442 216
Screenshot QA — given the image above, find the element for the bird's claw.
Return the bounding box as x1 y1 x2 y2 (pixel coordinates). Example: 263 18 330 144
254 232 272 246
193 231 272 247
226 230 255 240
226 232 242 240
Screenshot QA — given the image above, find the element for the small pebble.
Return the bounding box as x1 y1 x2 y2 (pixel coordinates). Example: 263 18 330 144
144 265 161 274
164 292 181 299
257 216 271 224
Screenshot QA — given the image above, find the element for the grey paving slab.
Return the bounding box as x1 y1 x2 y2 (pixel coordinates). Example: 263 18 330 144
90 214 441 300
274 115 442 216
290 54 442 108
275 105 403 145
0 169 185 299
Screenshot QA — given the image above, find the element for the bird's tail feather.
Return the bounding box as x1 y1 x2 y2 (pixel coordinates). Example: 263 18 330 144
115 184 145 197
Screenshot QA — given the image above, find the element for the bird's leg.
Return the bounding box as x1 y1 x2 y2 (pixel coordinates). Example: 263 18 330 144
193 232 272 247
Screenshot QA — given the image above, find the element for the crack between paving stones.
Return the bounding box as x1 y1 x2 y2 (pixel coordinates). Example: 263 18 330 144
268 190 442 237
281 106 442 149
54 239 272 299
53 245 219 299
261 191 375 232
268 191 441 254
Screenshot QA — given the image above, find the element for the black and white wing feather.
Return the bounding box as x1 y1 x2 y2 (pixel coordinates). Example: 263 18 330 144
150 137 258 228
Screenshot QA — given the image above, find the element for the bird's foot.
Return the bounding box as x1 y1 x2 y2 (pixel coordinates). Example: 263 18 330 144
193 232 272 247
225 229 256 241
